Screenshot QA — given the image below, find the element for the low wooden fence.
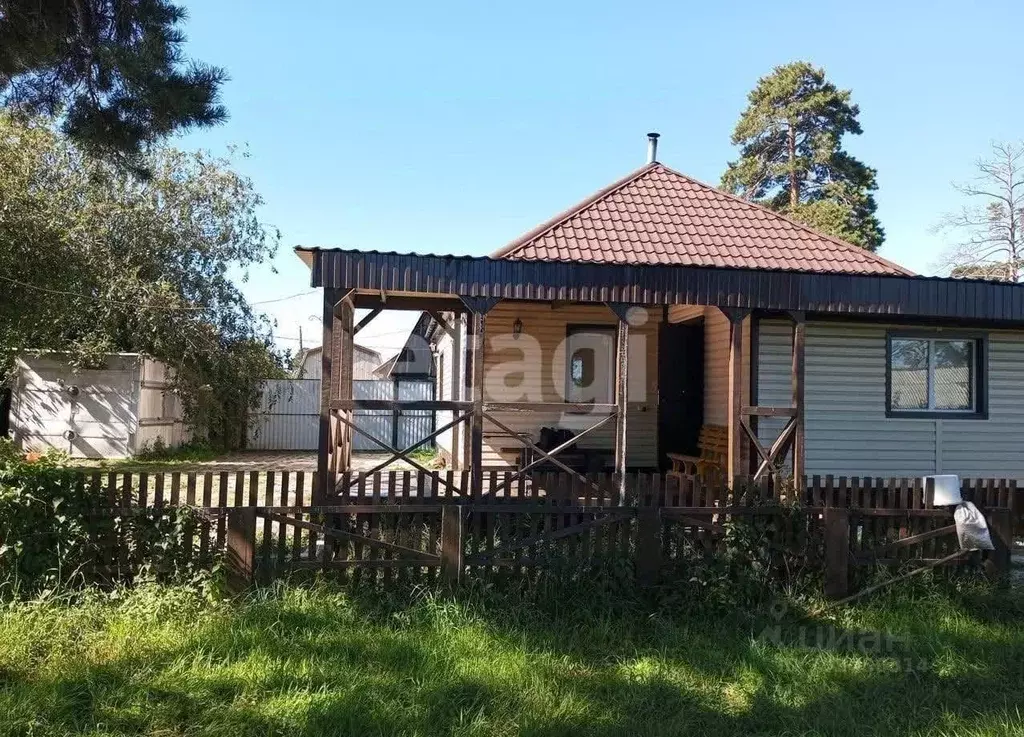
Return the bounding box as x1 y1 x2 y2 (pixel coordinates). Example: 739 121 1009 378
69 470 1018 598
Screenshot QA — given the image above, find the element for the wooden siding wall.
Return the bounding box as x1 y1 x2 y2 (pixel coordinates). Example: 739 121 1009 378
480 302 660 467
758 320 1024 480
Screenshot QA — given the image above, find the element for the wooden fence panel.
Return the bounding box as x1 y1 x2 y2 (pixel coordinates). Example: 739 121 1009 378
45 469 1024 591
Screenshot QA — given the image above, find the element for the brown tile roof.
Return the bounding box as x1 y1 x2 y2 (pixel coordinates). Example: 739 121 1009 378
492 162 913 276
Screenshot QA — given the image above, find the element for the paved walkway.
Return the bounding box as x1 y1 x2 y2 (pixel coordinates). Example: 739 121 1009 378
168 451 414 472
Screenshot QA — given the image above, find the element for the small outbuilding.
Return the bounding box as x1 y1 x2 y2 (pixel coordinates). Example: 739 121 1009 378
8 353 188 459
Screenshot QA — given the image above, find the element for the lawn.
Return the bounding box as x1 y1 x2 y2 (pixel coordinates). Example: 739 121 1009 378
1 579 1022 736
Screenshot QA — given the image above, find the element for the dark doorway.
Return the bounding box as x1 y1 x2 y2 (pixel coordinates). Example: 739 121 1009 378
658 319 704 469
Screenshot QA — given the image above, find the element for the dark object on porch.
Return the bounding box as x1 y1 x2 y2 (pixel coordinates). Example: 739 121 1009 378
519 426 611 473
667 424 728 481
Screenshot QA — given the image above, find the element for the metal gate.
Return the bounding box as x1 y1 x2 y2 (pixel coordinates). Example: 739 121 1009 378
247 379 319 450
352 380 394 451
353 378 435 452
396 380 434 449
249 378 435 452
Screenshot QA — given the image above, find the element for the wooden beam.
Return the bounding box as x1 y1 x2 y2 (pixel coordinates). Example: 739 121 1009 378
351 293 465 312
333 413 464 494
440 505 463 583
353 308 382 335
753 417 797 481
723 307 745 482
483 401 618 414
450 313 463 470
823 507 850 599
316 288 337 504
330 399 473 411
748 312 760 475
471 311 486 496
719 306 751 323
336 299 355 474
459 296 501 315
261 511 441 560
346 411 472 481
614 313 629 499
742 406 798 418
427 309 455 339
790 310 806 484
462 310 475 475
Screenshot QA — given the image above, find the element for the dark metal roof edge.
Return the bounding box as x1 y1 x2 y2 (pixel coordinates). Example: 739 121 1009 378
303 247 1024 324
294 245 1017 289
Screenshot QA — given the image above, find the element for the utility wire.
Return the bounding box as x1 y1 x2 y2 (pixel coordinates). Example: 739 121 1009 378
0 274 317 311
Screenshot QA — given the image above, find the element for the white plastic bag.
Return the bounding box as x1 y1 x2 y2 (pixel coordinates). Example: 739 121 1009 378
954 501 995 551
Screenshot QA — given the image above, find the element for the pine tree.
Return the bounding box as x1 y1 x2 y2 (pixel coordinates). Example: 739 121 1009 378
722 62 884 251
0 0 225 161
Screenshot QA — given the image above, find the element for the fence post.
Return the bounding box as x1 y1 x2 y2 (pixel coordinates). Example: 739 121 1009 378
441 505 463 584
225 507 256 593
823 507 850 599
634 489 662 586
985 507 1012 584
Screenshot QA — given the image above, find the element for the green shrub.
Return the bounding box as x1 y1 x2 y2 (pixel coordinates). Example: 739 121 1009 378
0 439 213 599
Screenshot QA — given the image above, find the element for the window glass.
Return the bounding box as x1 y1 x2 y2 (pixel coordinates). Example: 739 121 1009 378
890 338 929 410
570 350 591 388
565 328 615 403
933 340 973 410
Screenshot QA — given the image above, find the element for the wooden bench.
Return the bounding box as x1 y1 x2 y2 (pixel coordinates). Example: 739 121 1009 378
667 424 728 481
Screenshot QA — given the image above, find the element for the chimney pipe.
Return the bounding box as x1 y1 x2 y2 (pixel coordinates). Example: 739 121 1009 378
646 132 660 164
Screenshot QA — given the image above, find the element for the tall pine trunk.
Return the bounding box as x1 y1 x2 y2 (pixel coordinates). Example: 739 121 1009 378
788 124 798 209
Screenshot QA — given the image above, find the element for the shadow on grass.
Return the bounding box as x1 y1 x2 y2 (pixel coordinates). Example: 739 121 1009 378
2 576 1023 736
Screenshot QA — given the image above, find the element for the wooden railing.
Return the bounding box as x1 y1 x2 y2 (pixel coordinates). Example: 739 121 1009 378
60 470 1020 598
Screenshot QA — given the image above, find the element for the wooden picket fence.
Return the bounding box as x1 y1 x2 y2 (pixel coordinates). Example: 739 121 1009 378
69 469 1019 598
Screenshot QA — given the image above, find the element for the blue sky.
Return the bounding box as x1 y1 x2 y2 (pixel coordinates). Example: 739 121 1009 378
176 0 1024 357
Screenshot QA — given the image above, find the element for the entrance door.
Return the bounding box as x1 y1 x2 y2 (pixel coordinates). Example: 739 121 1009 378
657 320 704 469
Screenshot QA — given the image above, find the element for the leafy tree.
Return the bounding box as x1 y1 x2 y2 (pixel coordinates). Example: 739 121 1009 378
722 61 884 251
937 141 1024 282
0 113 283 448
0 0 225 160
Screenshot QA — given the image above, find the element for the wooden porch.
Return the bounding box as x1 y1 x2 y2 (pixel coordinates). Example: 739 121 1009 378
315 289 809 504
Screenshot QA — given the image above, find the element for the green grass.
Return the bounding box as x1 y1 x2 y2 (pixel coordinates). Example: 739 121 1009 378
1 579 1022 736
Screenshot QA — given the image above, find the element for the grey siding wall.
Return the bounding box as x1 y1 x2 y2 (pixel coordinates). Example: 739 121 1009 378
757 320 1024 479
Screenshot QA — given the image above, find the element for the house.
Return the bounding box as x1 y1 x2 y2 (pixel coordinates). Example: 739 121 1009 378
370 312 439 380
294 344 381 380
298 134 1024 500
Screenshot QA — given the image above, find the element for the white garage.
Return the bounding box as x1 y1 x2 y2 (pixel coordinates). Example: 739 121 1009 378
8 353 189 459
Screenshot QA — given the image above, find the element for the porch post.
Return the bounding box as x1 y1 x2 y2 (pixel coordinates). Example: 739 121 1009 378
462 311 475 477
450 312 463 470
720 307 750 483
471 310 485 495
460 297 500 495
606 303 632 499
336 297 355 475
789 310 806 485
316 288 336 504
